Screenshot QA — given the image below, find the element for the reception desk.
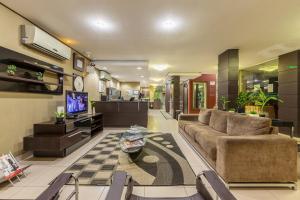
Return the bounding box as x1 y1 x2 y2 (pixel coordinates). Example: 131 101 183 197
95 101 148 127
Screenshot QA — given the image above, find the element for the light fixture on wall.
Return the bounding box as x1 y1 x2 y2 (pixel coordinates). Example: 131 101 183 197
87 62 96 73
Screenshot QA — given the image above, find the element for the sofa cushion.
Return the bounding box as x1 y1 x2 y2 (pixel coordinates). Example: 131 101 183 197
227 114 271 136
209 110 233 133
198 109 212 125
178 120 194 130
194 126 226 161
184 122 206 139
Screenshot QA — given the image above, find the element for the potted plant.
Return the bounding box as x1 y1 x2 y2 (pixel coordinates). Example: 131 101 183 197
236 91 251 113
228 108 236 113
6 65 17 76
219 96 230 111
36 72 43 81
153 87 162 109
55 111 65 124
89 99 96 114
248 110 258 117
251 88 283 117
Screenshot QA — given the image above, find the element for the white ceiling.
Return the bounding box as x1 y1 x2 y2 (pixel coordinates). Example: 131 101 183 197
93 60 150 86
2 0 300 84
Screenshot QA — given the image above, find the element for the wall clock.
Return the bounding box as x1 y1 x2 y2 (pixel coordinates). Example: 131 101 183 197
73 74 84 92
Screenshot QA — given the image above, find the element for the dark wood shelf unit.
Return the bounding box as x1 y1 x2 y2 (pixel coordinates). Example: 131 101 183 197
0 46 72 95
24 113 103 157
0 73 61 86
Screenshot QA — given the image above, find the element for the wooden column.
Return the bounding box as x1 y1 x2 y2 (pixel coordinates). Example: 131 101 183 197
278 50 300 137
171 76 180 119
218 49 239 109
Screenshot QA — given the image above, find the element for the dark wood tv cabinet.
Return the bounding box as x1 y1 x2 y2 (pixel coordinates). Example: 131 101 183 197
23 113 103 157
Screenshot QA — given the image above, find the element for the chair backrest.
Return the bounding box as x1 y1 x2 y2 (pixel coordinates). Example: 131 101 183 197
36 173 72 200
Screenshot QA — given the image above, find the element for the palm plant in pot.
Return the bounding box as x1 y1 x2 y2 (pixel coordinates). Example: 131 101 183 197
55 111 65 124
251 88 283 117
236 91 251 113
219 96 230 111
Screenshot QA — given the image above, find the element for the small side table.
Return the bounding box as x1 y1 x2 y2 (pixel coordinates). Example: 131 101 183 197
271 119 294 138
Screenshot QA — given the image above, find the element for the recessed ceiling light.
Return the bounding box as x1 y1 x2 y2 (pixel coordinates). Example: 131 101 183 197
150 77 163 82
94 18 115 32
157 17 182 32
152 64 169 71
137 67 143 70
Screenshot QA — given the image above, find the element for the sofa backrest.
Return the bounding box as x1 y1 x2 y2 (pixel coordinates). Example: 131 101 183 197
227 114 271 136
198 109 213 125
209 110 234 133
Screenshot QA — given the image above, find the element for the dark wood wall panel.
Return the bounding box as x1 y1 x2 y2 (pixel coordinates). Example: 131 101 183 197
218 49 239 109
278 50 300 137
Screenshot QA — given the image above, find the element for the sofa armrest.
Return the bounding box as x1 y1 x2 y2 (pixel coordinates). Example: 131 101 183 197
178 114 199 121
216 135 298 183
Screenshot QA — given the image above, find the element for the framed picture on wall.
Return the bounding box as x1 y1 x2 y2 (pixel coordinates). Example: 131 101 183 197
73 53 85 72
73 73 84 92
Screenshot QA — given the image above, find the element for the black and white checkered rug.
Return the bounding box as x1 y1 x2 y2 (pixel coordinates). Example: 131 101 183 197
64 132 196 186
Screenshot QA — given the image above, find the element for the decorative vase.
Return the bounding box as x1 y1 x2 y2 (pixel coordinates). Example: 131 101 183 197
55 117 65 124
7 71 15 76
259 113 266 117
237 107 245 113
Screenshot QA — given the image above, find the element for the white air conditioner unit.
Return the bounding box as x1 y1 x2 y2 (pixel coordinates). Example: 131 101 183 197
99 70 111 81
20 25 71 60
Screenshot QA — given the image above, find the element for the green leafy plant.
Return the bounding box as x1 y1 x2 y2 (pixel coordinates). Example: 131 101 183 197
6 65 17 76
228 108 236 112
236 91 251 108
36 72 43 81
249 111 257 115
219 96 230 111
154 86 163 101
250 88 283 113
55 111 65 118
89 99 96 108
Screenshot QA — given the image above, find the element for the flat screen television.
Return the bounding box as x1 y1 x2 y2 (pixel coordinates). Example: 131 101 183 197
66 91 88 116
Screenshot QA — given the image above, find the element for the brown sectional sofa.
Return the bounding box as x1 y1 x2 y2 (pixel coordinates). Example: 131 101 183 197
179 109 298 184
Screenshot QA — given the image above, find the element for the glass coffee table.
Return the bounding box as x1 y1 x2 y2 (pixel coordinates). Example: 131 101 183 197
120 126 147 161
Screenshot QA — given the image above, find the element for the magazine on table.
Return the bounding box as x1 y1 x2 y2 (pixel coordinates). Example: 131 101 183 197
0 153 21 180
125 135 144 142
121 139 144 150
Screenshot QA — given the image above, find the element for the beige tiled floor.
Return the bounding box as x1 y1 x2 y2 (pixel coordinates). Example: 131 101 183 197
0 109 299 199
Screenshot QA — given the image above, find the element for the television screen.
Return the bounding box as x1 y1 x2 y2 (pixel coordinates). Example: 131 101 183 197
66 91 88 115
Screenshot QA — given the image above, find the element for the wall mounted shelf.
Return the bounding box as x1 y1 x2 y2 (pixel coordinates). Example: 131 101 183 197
0 73 61 86
0 46 67 95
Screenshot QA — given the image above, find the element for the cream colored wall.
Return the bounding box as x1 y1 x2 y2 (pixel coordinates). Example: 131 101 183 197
120 82 140 100
0 4 97 155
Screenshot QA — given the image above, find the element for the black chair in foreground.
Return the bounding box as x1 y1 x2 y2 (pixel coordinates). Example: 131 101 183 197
36 173 79 200
105 170 237 200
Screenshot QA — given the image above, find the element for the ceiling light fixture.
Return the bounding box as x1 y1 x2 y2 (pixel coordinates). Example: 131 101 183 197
152 64 169 71
258 66 278 72
140 75 144 78
157 17 182 32
94 18 115 32
137 67 143 70
150 77 163 82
